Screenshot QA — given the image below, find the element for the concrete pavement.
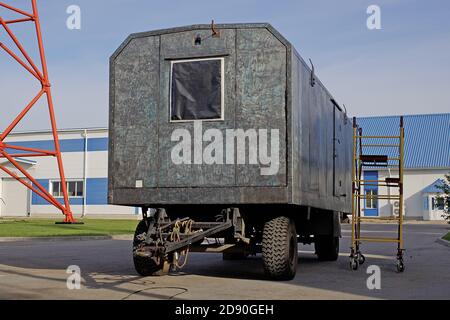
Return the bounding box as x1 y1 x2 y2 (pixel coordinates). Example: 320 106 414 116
0 223 449 299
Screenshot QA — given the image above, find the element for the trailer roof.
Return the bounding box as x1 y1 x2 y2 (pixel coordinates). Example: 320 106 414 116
110 23 291 62
110 23 344 108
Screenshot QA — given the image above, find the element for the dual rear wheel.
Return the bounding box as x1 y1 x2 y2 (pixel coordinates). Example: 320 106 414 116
315 235 340 261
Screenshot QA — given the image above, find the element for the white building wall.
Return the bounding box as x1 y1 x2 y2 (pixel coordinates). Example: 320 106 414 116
368 168 449 219
0 128 136 217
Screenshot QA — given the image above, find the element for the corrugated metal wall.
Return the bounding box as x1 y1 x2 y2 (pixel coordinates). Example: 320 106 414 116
358 113 450 168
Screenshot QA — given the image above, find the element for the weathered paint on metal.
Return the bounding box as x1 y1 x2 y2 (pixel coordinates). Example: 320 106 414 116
110 36 160 189
158 29 236 188
235 28 287 187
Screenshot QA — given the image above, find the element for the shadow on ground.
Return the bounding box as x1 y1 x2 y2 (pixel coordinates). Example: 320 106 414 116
0 223 449 299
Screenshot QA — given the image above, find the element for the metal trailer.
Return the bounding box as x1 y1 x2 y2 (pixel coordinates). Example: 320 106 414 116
109 23 353 280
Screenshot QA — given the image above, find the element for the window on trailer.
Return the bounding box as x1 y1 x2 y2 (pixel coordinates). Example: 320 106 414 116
170 58 224 122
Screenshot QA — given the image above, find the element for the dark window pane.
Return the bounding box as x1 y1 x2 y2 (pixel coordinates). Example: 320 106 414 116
52 181 60 197
171 59 222 121
76 181 84 197
435 197 445 210
67 182 76 197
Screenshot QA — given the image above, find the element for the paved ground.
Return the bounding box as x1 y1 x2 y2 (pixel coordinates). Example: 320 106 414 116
0 223 449 300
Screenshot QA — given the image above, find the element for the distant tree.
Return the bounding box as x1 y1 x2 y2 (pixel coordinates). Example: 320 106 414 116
436 174 450 223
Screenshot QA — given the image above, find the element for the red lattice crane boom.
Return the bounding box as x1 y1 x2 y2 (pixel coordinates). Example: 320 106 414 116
0 0 76 223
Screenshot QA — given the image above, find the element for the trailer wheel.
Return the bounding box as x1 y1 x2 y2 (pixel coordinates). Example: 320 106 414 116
133 220 164 276
315 235 340 261
262 216 298 280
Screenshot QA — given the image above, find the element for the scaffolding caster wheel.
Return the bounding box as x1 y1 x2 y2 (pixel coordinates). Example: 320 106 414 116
358 253 365 265
349 256 359 271
396 250 405 273
396 259 405 273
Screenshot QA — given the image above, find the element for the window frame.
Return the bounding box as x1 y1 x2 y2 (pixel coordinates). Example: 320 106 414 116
432 196 446 211
365 189 378 209
169 57 225 123
50 179 84 198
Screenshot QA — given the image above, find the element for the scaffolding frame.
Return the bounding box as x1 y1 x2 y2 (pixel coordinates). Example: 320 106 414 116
350 116 405 272
0 1 76 223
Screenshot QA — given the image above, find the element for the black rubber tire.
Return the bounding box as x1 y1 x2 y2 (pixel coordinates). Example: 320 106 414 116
350 258 359 270
315 235 340 261
358 253 366 265
222 252 248 260
262 216 298 280
397 260 405 273
133 220 163 276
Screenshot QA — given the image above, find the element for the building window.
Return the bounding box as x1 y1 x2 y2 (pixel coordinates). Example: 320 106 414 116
366 190 378 209
432 197 446 210
170 57 224 122
50 180 84 198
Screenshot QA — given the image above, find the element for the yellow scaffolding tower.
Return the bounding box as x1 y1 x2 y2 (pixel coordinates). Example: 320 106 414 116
350 116 405 272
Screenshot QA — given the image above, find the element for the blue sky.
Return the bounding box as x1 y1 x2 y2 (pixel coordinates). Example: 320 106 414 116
1 0 449 131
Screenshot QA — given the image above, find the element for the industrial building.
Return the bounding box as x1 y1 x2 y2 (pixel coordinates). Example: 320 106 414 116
0 128 135 217
358 113 450 221
0 113 448 220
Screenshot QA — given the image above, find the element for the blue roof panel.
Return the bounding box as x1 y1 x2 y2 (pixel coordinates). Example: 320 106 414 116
357 113 450 169
422 179 445 193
